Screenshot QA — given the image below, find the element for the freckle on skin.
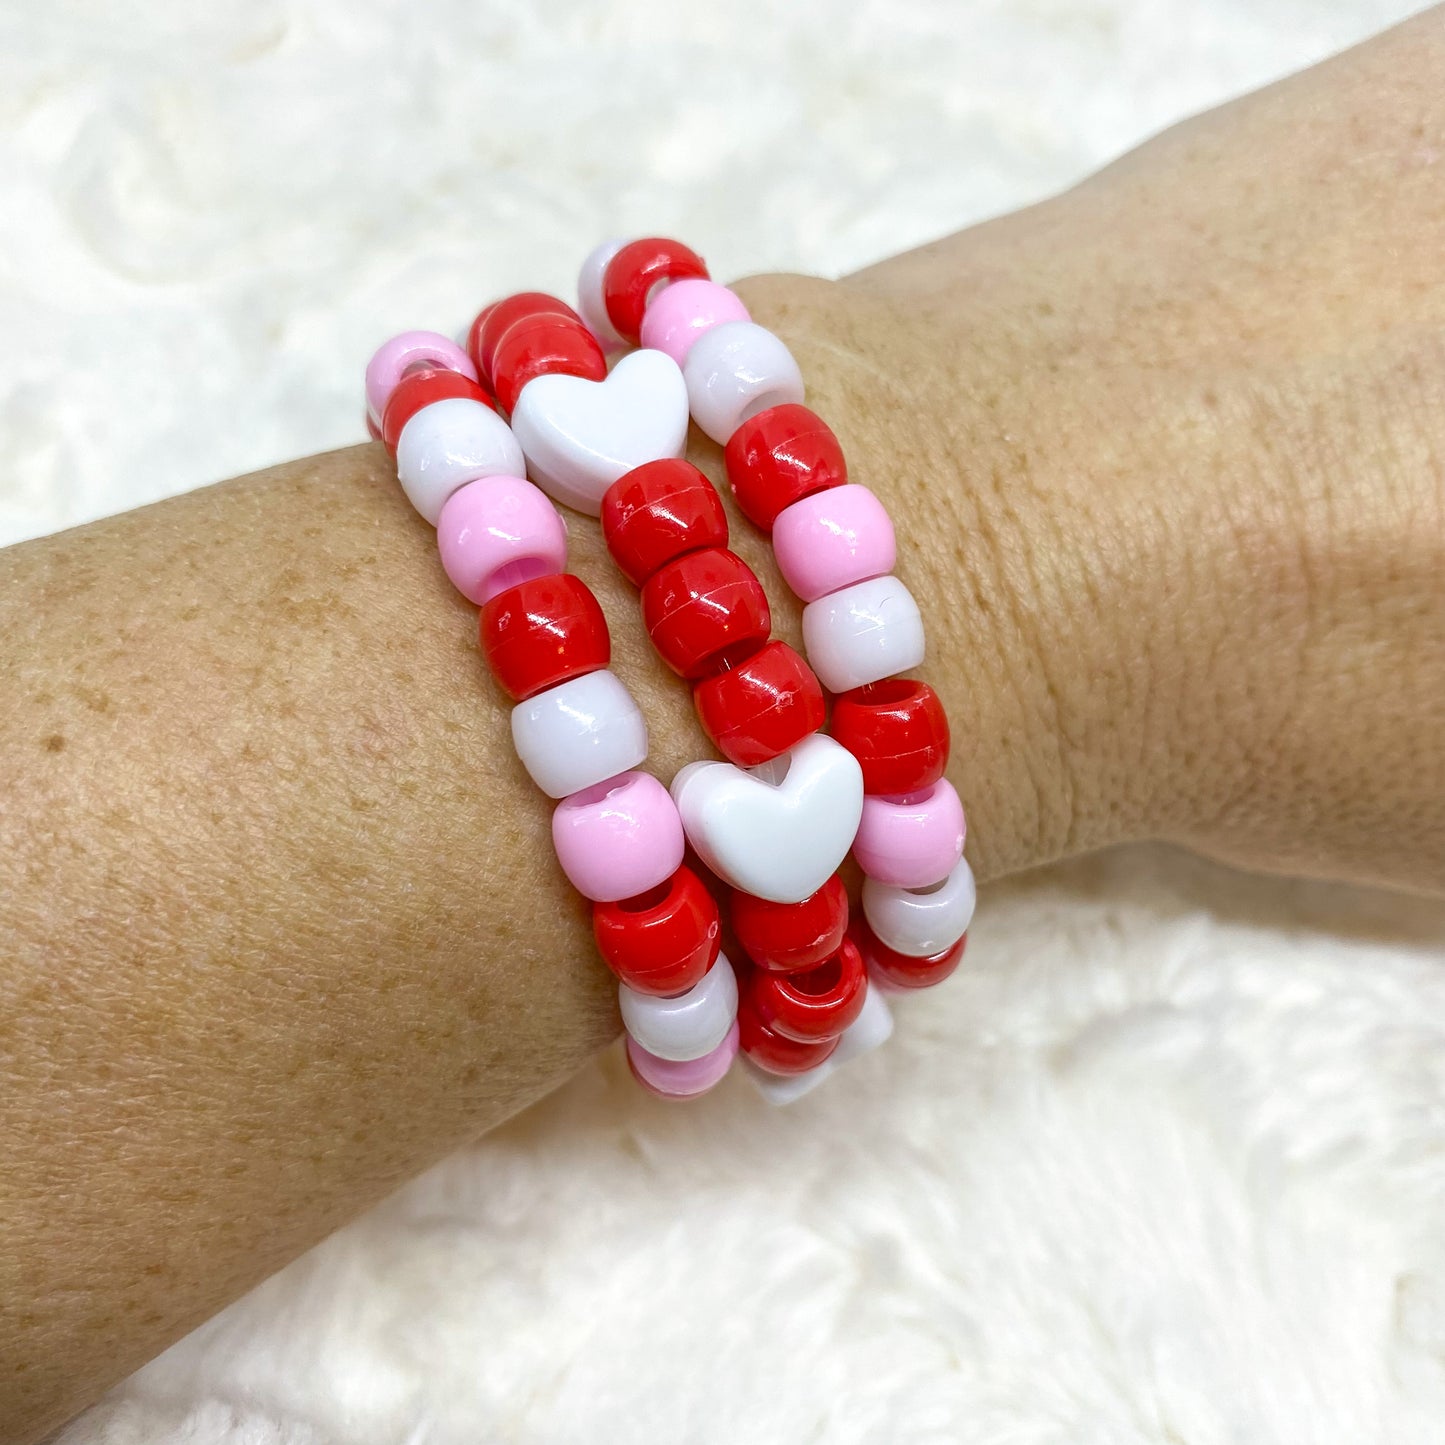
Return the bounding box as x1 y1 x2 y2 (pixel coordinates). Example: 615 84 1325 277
42 734 65 752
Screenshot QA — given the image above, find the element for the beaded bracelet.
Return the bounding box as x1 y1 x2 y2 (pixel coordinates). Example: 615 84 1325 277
366 321 743 1103
572 239 975 1094
363 238 972 1105
460 284 881 1097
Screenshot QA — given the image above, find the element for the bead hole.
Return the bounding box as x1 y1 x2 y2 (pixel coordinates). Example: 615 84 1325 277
906 876 950 897
854 677 923 707
487 556 556 597
882 783 939 807
749 753 793 788
790 956 843 997
617 880 672 913
566 773 635 809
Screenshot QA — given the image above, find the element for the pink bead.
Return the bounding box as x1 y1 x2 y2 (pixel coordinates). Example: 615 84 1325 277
772 484 897 603
552 771 686 903
851 779 966 889
436 475 568 605
628 1020 739 1099
365 330 478 425
639 279 751 367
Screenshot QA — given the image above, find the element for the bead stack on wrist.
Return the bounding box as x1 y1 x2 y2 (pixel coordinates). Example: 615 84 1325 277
580 238 974 1097
364 235 973 1106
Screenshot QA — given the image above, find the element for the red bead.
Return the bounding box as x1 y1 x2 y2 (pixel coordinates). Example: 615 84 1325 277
380 367 493 452
639 547 772 680
592 865 721 997
601 459 729 587
602 237 710 345
748 937 866 1042
491 314 607 415
464 303 499 397
738 995 841 1075
731 872 848 973
723 404 848 532
478 573 611 702
474 292 584 387
830 678 951 796
693 640 824 767
850 916 966 991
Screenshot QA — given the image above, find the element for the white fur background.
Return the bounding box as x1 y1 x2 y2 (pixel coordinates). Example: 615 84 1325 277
6 2 1443 1441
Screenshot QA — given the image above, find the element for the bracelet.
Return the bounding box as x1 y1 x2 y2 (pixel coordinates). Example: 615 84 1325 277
362 238 973 1106
366 321 742 1104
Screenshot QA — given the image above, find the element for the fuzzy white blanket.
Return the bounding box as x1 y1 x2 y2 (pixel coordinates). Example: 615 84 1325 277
5 3 1442 1441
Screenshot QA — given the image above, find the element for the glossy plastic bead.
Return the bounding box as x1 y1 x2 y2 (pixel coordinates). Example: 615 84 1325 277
738 996 841 1076
862 855 976 959
464 303 498 389
670 733 864 905
830 678 950 796
628 1020 738 1100
601 459 729 588
510 670 647 799
852 778 966 888
747 937 867 1043
480 573 611 702
436 474 568 605
772 484 896 602
602 237 709 345
510 348 691 518
620 951 738 1062
731 873 848 973
746 982 893 1106
473 292 583 386
491 314 608 416
576 237 628 350
683 322 806 445
851 915 967 992
550 770 684 903
640 547 771 680
692 640 824 768
381 368 493 453
801 574 926 694
395 397 528 525
592 864 720 997
639 278 751 366
723 404 848 533
365 330 478 426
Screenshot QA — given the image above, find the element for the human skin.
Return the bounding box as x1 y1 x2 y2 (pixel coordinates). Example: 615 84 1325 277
2 11 1444 1440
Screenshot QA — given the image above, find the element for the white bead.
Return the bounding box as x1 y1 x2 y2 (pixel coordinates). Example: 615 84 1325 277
747 985 895 1106
577 236 629 350
682 320 805 444
510 671 648 799
801 574 926 693
510 349 689 517
620 952 739 1062
862 856 976 958
395 397 527 526
669 734 863 905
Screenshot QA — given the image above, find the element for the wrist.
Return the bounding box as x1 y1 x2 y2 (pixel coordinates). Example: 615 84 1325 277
725 270 1167 881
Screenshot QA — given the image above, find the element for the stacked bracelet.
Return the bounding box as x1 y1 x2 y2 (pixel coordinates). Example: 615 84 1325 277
363 236 973 1106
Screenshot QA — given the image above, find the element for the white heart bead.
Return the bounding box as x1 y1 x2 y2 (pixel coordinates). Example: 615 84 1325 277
801 574 926 693
510 670 648 799
747 984 895 1106
510 349 689 516
669 734 863 905
682 320 805 444
620 952 739 1062
862 856 976 958
576 236 629 351
395 397 527 526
